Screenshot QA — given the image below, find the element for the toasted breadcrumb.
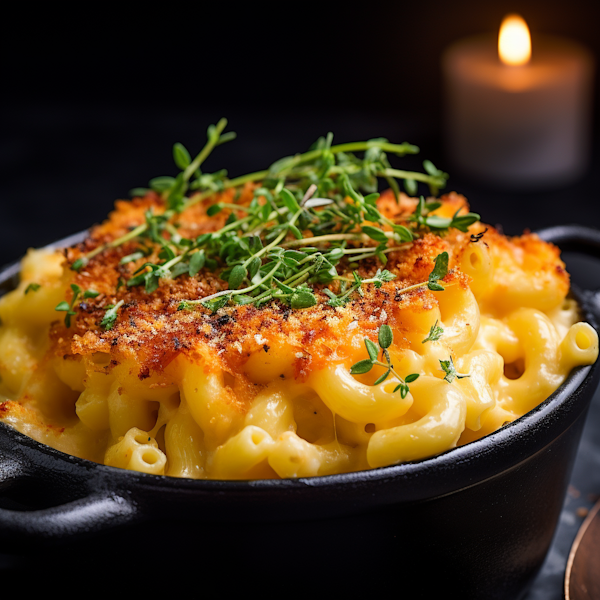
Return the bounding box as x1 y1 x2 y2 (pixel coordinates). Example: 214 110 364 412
47 188 568 382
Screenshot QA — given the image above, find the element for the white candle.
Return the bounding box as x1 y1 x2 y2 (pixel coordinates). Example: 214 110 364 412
442 15 594 187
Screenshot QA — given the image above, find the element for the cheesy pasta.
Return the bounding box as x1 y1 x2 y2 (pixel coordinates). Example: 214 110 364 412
0 130 597 480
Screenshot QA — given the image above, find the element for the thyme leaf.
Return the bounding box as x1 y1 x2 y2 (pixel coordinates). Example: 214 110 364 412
422 320 444 343
439 356 470 383
24 283 41 295
73 122 473 313
101 300 124 330
55 284 98 328
428 252 449 291
349 325 419 399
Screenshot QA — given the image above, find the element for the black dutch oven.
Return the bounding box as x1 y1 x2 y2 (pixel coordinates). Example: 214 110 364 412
1 225 600 597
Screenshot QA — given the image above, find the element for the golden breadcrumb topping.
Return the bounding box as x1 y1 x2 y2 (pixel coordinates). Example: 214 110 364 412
46 188 567 382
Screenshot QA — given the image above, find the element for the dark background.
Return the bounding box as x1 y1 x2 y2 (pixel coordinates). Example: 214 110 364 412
2 0 600 263
2 1 600 594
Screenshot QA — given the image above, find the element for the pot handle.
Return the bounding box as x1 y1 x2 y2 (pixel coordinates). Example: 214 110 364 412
536 224 600 257
0 459 139 546
0 492 139 545
536 224 600 323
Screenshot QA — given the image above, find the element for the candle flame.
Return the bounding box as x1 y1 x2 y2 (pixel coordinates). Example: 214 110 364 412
498 14 531 66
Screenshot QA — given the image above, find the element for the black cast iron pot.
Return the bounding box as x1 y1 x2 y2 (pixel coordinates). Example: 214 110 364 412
1 225 600 597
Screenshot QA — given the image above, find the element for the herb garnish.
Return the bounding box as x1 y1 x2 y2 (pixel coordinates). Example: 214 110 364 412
24 283 41 295
55 285 99 327
323 269 396 307
349 324 420 399
439 356 470 383
427 251 449 291
422 320 444 343
385 252 451 299
101 300 124 331
409 196 480 234
69 120 480 312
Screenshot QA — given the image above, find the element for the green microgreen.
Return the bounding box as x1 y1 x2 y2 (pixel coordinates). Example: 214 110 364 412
71 257 88 272
101 300 124 330
409 196 480 234
439 356 470 383
390 252 452 299
349 324 420 399
428 251 449 291
143 119 236 212
24 283 41 295
55 284 98 327
188 250 206 276
324 269 396 307
422 320 444 343
119 244 152 265
68 122 474 313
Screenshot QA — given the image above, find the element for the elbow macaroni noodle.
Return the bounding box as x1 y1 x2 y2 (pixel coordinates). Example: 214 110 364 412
0 196 598 480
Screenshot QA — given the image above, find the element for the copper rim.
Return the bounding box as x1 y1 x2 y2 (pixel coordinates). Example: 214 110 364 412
565 498 600 599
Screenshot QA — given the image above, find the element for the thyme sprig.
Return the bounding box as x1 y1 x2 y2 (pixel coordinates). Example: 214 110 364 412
323 269 396 307
422 320 444 343
409 196 480 234
101 300 124 331
373 251 450 300
55 284 99 327
134 118 235 212
439 356 470 383
349 324 420 399
69 122 480 313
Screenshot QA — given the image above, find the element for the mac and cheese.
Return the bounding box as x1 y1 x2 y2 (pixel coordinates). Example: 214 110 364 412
0 153 597 480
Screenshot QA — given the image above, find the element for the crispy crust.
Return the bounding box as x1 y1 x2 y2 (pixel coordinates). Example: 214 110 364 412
47 188 568 381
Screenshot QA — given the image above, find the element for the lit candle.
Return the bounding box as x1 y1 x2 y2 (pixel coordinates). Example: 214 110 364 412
442 15 594 187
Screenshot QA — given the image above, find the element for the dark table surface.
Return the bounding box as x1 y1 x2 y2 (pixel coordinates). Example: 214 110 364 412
1 105 599 596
